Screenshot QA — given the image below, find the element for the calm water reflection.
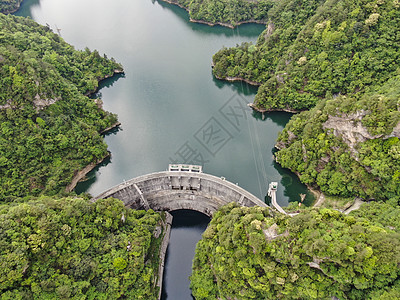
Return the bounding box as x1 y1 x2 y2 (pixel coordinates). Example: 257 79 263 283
15 0 313 205
161 210 210 300
14 0 313 298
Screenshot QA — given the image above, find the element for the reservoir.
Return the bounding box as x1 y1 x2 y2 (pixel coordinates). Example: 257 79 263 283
15 0 313 298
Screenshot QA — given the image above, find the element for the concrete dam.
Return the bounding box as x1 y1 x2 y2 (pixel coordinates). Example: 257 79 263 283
92 164 268 216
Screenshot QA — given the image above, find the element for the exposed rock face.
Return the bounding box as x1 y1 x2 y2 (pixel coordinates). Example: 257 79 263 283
390 122 400 138
263 223 289 241
264 22 275 39
323 111 400 154
0 95 59 111
0 99 14 110
33 94 59 111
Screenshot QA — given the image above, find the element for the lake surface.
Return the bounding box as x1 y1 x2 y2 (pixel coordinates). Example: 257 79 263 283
15 0 313 298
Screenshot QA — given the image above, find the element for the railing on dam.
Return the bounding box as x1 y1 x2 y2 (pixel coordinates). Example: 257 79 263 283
92 165 268 217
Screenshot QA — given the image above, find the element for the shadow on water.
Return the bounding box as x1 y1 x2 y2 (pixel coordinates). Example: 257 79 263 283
271 148 315 207
161 210 210 300
74 155 112 195
13 0 40 17
153 0 265 38
90 73 126 99
102 126 122 137
210 71 314 206
211 72 296 127
212 74 260 95
251 110 294 128
75 73 125 195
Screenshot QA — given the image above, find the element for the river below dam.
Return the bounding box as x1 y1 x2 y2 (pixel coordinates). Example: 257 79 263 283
15 0 313 298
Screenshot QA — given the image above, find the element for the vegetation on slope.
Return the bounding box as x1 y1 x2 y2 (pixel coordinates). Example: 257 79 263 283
351 200 400 233
186 0 400 202
0 11 165 300
160 0 271 27
191 203 400 299
275 76 400 200
212 0 400 111
0 0 22 14
0 14 123 199
0 197 163 299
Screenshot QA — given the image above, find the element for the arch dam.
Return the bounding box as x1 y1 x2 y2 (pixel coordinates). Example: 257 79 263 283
92 164 268 217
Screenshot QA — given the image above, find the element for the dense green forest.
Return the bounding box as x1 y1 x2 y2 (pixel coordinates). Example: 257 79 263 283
0 13 123 199
0 10 166 300
160 0 271 27
351 201 400 232
0 0 21 14
212 0 400 111
1 1 399 299
191 203 400 299
0 196 165 299
185 0 400 203
275 76 400 200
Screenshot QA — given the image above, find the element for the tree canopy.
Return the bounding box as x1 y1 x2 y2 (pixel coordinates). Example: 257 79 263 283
191 203 400 299
0 13 123 199
211 0 400 111
0 0 22 14
161 0 271 27
0 196 164 299
275 76 400 200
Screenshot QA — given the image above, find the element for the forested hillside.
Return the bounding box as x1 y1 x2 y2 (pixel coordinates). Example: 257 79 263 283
0 197 164 299
0 0 21 14
212 0 400 111
0 10 166 300
0 14 123 199
191 203 400 299
197 0 400 202
351 201 400 232
275 76 400 200
160 0 271 27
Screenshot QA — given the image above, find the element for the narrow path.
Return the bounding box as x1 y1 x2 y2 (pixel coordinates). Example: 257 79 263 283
268 182 287 215
343 198 364 215
313 192 325 208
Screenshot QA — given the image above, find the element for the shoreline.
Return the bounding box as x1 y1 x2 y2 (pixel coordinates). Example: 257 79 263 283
212 66 303 114
214 73 262 86
273 147 322 207
159 0 267 29
156 212 173 300
189 17 267 29
99 69 124 82
85 69 124 96
65 117 122 192
100 121 121 135
248 102 302 114
2 1 22 14
65 152 111 193
212 64 302 114
66 71 124 193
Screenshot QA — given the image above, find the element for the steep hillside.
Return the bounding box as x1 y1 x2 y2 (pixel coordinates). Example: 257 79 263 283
0 0 22 14
191 203 400 299
0 14 123 199
275 76 400 200
0 197 164 299
212 0 400 111
160 0 271 27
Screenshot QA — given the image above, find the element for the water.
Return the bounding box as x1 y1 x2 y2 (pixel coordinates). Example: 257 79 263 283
161 210 210 300
14 0 314 298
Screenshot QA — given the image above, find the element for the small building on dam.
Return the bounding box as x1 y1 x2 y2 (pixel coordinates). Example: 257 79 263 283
92 164 268 217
